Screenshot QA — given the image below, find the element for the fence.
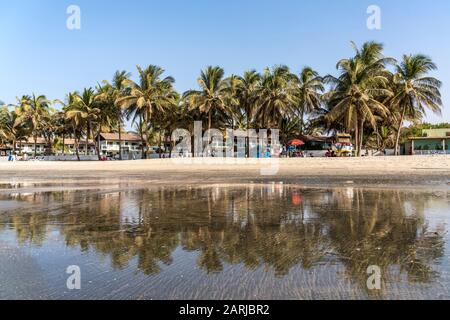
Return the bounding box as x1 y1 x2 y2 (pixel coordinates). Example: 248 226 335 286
413 150 450 156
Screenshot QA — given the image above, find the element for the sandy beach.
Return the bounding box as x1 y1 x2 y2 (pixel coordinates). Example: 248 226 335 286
1 156 449 188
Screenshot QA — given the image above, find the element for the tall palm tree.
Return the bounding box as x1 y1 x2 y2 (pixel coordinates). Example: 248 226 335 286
183 66 228 131
41 108 58 155
294 67 324 136
67 88 101 155
14 94 51 157
222 74 242 130
235 70 261 157
118 65 177 159
237 70 261 130
65 88 100 156
97 70 131 160
255 65 297 128
62 92 86 161
391 55 442 155
0 107 29 153
53 111 71 155
324 42 393 156
279 116 300 146
95 84 117 160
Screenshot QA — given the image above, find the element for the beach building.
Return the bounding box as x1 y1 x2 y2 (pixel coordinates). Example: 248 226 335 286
62 139 96 155
0 144 13 157
97 133 143 159
403 128 450 155
16 137 48 155
14 138 96 156
301 136 333 151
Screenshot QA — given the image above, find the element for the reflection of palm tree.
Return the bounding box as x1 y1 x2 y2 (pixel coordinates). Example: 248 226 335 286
0 185 445 295
316 188 444 293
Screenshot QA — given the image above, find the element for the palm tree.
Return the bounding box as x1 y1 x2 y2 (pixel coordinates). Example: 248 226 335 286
376 126 396 153
62 92 86 161
41 108 58 155
0 107 29 153
53 111 70 155
97 70 131 160
237 70 261 129
294 67 324 136
65 88 100 156
118 65 177 159
14 94 51 157
279 116 300 146
391 55 442 155
183 66 228 131
223 74 241 130
255 65 297 128
236 70 261 157
95 84 115 158
324 42 393 156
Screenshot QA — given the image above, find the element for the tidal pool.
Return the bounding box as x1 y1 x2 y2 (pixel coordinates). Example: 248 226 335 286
0 183 449 300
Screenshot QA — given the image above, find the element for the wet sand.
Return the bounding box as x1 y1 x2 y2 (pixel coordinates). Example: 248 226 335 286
1 157 450 300
1 184 449 299
1 156 449 189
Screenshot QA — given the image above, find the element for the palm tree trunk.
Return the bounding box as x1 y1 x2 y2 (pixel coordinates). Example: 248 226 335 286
97 126 102 161
139 116 146 160
85 122 90 156
208 110 212 130
62 134 65 156
33 136 37 158
73 127 80 161
159 129 163 159
300 108 305 137
376 130 381 151
394 107 407 156
354 123 359 157
169 136 173 158
118 121 123 161
246 105 250 158
75 139 80 161
359 119 364 157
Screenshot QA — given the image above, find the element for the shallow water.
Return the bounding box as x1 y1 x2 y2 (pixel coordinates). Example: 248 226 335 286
0 183 449 300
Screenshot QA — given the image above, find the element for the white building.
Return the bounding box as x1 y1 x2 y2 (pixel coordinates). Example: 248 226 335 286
15 137 96 156
61 139 96 155
97 133 143 159
16 137 47 155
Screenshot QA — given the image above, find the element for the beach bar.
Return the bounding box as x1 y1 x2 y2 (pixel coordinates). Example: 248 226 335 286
403 128 450 155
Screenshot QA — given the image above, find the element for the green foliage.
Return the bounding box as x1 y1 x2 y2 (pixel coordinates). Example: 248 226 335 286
2 41 445 157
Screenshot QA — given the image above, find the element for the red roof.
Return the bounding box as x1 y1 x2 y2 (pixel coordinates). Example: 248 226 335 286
99 132 142 142
63 139 95 145
19 137 47 144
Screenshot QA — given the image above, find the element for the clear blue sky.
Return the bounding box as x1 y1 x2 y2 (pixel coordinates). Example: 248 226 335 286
1 0 449 123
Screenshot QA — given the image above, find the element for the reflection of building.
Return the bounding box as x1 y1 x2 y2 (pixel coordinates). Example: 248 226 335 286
97 133 143 159
403 128 450 155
